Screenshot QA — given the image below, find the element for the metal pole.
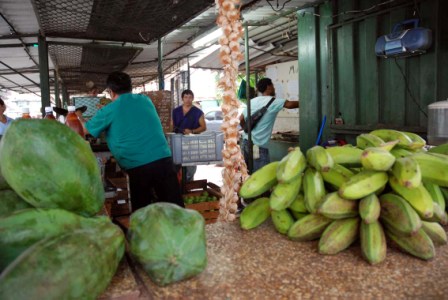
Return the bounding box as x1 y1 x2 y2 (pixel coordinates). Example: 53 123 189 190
158 38 164 90
38 34 50 115
187 57 191 90
255 71 258 91
54 70 61 108
244 22 253 173
62 85 69 108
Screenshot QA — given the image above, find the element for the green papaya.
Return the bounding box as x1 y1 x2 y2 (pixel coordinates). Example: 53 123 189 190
0 119 104 216
0 169 9 190
128 203 207 286
0 189 33 218
0 225 125 300
0 208 110 271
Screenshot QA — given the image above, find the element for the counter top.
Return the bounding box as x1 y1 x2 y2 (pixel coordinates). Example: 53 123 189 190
101 220 448 299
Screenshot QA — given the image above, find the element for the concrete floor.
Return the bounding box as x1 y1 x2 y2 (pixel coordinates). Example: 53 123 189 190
102 221 448 299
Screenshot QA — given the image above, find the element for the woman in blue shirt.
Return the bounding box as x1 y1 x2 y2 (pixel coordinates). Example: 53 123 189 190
172 90 206 181
172 89 206 134
0 98 14 136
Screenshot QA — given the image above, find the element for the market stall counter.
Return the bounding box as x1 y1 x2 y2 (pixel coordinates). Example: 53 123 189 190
101 220 448 299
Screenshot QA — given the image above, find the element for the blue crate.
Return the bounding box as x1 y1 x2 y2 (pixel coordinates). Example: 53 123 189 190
166 132 224 164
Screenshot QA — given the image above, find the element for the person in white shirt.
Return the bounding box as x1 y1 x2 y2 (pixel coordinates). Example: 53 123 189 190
0 98 14 136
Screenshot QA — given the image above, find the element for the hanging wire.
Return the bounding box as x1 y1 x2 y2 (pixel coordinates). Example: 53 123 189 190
266 0 292 12
394 58 428 118
413 0 422 20
300 0 398 19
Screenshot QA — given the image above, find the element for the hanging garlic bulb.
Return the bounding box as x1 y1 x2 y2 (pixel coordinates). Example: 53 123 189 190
215 0 249 222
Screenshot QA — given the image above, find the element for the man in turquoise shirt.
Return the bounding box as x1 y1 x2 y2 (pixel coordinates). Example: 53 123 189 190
86 72 184 211
240 78 299 173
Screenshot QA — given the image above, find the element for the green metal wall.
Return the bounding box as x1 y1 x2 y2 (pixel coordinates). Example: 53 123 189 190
298 0 448 150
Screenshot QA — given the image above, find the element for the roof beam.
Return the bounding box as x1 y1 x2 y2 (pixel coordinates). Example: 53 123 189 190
0 61 40 87
0 43 36 48
0 75 39 96
0 12 39 67
0 34 37 40
0 67 42 75
48 41 143 51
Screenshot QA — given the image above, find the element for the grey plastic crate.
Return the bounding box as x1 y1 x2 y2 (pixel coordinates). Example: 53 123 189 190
166 132 224 164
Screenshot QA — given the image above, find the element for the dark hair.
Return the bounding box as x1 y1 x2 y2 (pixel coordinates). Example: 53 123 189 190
256 78 273 93
106 72 132 94
0 98 4 106
181 89 194 99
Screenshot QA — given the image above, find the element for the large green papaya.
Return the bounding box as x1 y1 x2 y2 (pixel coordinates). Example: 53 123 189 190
0 119 104 216
128 203 207 286
0 208 110 271
0 169 9 190
0 189 33 218
0 223 125 299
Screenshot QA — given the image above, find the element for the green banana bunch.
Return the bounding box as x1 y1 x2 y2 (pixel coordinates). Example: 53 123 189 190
421 221 448 245
287 214 332 241
379 141 400 152
239 162 279 199
389 176 434 218
320 163 354 189
276 147 306 183
317 192 358 219
270 174 302 211
240 197 271 230
428 143 448 155
338 170 388 200
385 228 435 260
390 157 421 189
325 146 363 167
306 146 334 172
402 131 426 150
360 147 396 171
421 202 448 225
290 211 309 220
359 193 380 224
379 193 421 235
360 221 387 265
318 218 359 255
288 193 308 213
303 168 326 213
271 209 295 235
424 181 446 211
390 147 413 159
370 129 413 149
356 133 385 149
412 152 448 187
441 187 448 204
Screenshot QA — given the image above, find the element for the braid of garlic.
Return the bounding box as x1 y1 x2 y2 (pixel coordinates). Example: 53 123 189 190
215 0 248 222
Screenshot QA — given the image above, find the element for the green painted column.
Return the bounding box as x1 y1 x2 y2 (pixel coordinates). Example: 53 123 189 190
298 7 320 151
54 70 61 108
158 38 164 91
38 34 50 114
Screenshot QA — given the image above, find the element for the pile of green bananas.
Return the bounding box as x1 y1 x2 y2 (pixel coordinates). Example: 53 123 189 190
239 129 448 265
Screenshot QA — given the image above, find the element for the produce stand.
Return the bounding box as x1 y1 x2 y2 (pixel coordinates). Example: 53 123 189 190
101 221 448 299
104 177 131 218
183 179 222 224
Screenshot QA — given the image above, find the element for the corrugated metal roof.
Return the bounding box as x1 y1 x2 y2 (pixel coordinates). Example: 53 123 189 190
0 0 324 95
